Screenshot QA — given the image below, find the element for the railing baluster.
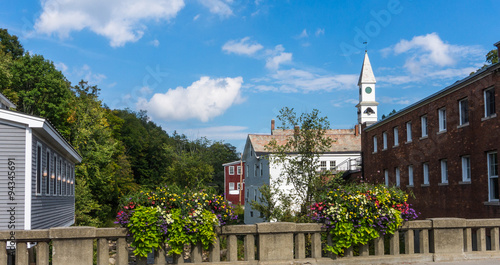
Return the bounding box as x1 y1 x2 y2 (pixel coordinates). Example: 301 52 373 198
96 238 108 265
390 232 399 255
477 228 486 251
227 234 238 261
0 241 7 265
191 242 202 263
36 241 50 265
359 243 369 256
15 242 28 265
116 237 128 265
311 232 322 258
405 230 414 254
345 246 353 257
491 227 499 251
154 244 167 265
209 235 220 262
244 234 255 261
174 253 184 264
464 228 472 252
419 229 429 254
374 236 384 255
137 257 148 265
295 233 305 259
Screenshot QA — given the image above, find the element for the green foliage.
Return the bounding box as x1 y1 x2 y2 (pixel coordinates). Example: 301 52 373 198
263 107 333 220
127 206 163 257
249 184 294 222
486 49 498 64
0 28 24 59
381 109 397 120
311 183 418 255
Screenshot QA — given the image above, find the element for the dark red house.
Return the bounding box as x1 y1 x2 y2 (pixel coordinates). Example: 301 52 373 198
362 42 500 219
222 161 245 205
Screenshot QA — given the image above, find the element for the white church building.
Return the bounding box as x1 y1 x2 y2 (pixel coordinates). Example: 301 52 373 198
242 51 378 224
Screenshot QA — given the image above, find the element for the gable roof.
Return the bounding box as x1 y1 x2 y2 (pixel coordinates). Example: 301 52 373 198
246 129 361 157
0 108 82 163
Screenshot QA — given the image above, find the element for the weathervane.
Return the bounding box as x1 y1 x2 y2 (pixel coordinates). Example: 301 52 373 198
363 41 368 52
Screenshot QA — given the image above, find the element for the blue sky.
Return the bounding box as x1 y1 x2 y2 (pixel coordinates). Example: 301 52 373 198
1 0 499 152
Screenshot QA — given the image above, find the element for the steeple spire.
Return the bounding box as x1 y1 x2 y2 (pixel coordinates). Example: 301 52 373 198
358 51 376 86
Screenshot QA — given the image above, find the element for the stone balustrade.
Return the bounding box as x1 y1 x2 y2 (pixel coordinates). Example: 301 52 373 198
1 218 500 265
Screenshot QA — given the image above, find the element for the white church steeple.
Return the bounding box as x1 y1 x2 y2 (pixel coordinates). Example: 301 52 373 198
356 51 379 125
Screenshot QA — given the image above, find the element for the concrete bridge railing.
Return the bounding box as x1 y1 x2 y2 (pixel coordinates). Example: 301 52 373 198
2 218 500 265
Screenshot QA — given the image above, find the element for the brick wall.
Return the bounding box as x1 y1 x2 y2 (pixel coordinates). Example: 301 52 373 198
362 64 500 219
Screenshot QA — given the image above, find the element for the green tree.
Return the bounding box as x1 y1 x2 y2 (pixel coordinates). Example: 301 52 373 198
0 51 13 93
164 147 214 189
486 49 498 64
0 28 24 59
262 107 333 220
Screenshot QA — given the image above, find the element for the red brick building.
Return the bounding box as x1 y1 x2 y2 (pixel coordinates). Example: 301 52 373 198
362 42 500 219
222 161 245 205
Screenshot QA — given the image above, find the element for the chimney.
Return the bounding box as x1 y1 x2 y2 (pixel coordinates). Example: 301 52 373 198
354 124 359 136
294 125 300 136
271 119 275 134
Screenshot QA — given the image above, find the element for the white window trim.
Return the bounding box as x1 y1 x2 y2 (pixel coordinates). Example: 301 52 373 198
393 127 399 147
237 166 241 175
384 169 389 186
421 116 428 138
383 132 388 150
53 154 58 196
46 150 51 195
484 87 496 118
36 143 43 196
459 98 469 126
462 156 471 182
438 108 447 132
406 121 412 142
229 166 235 175
423 163 429 185
229 182 235 190
373 135 378 153
488 152 498 202
440 159 448 184
408 165 414 186
395 168 400 187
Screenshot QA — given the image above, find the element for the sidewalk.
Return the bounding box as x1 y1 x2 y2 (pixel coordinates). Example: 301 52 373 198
409 258 500 265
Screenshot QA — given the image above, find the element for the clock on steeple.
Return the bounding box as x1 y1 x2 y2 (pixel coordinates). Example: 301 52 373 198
356 51 379 125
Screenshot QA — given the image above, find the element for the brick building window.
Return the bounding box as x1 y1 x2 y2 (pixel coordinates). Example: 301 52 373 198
484 87 496 118
393 127 399 146
488 152 498 201
421 115 428 137
229 166 234 175
459 98 469 125
461 156 471 182
438 108 447 132
423 162 429 185
395 167 400 187
406 121 412 142
408 165 414 186
440 159 448 184
373 135 378 153
383 132 388 150
384 169 389 186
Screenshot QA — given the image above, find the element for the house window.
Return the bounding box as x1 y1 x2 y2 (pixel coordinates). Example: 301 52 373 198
423 162 429 185
383 132 388 149
384 169 389 186
408 165 414 186
320 161 327 171
488 152 498 201
66 164 70 196
36 144 42 195
237 166 241 175
395 168 400 187
58 158 62 196
229 182 235 190
254 164 257 177
330 161 336 170
237 182 241 191
393 127 399 146
484 87 496 117
440 159 448 184
254 188 257 201
406 121 412 142
260 162 263 176
462 156 471 182
46 150 50 195
421 115 428 137
438 108 447 132
246 165 249 178
373 135 378 153
459 98 469 125
229 166 235 175
53 155 57 195
246 189 249 202
62 162 67 196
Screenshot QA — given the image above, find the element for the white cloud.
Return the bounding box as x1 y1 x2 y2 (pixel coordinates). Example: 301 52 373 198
383 33 484 75
150 39 160 47
137 76 244 122
222 37 263 56
34 0 185 47
265 45 292 70
68 64 107 85
198 0 234 17
55 62 68 73
297 29 308 39
251 68 357 93
378 96 413 105
193 14 201 21
315 28 325 37
183 125 249 140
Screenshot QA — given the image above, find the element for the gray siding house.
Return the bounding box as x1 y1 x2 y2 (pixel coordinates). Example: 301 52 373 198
0 95 82 231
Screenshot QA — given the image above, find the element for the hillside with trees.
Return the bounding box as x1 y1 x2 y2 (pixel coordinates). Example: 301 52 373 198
0 29 239 227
